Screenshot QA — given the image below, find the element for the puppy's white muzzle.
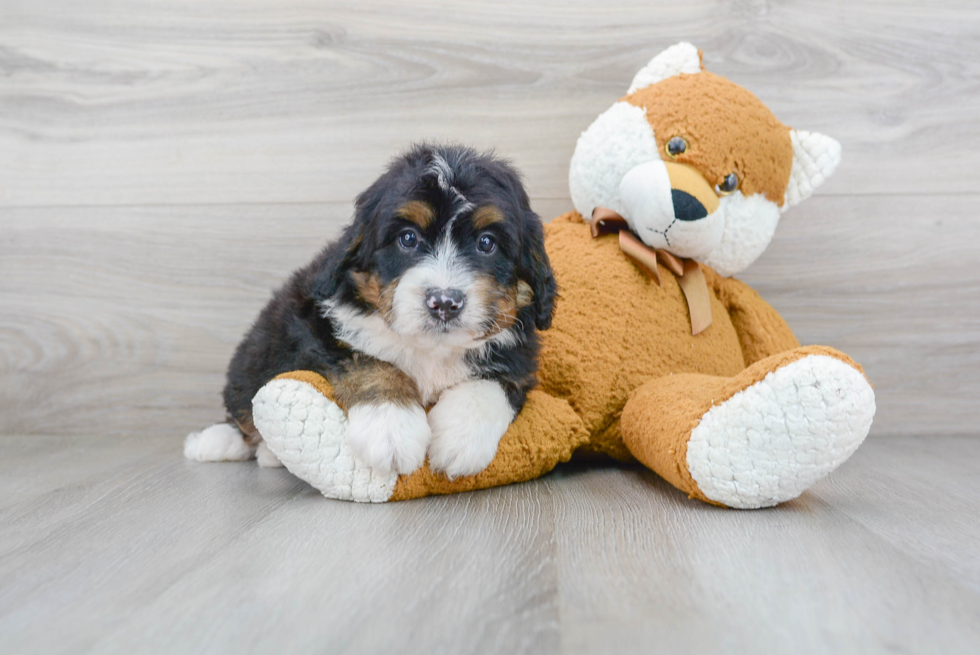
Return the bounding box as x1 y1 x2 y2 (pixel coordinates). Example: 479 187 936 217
390 237 486 346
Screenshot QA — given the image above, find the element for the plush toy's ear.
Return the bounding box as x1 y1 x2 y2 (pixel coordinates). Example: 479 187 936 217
627 42 703 94
782 130 842 210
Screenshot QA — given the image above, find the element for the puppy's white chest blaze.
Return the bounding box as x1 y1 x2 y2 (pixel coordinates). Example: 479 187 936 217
323 300 477 405
398 347 473 405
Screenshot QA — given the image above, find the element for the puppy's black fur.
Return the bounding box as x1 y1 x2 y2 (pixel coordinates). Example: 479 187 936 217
223 144 556 439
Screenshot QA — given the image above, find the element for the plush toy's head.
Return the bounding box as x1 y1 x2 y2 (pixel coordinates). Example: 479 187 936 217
569 42 841 276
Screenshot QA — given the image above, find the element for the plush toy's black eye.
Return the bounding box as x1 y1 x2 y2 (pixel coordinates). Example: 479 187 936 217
477 233 496 254
398 229 419 249
716 173 739 195
665 136 688 158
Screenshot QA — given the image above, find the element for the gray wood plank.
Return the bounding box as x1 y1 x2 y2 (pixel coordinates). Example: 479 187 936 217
1 434 978 654
1 194 976 438
811 435 980 593
0 436 558 655
549 442 980 655
741 193 980 437
1 0 978 206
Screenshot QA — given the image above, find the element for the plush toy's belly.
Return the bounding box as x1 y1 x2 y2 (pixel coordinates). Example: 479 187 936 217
537 213 746 451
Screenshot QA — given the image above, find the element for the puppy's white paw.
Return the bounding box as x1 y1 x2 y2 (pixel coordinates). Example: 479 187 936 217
427 380 515 479
347 402 431 475
184 423 254 462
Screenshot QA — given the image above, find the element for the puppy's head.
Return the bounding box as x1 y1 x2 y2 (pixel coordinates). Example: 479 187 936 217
317 144 556 348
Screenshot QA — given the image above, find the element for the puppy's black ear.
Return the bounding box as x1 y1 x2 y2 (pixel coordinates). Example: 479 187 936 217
519 207 557 331
310 184 381 301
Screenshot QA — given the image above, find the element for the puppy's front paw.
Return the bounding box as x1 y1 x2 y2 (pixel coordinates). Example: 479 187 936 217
427 380 515 479
347 402 431 475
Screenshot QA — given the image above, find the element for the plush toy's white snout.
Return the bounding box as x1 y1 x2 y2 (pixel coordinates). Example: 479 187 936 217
618 160 726 260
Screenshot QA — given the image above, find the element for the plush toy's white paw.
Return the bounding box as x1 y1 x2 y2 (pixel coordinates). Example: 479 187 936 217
686 355 876 509
184 423 254 462
427 380 514 479
347 402 430 475
251 378 398 502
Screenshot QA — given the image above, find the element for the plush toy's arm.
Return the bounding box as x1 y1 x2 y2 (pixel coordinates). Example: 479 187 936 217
705 269 800 366
253 371 590 502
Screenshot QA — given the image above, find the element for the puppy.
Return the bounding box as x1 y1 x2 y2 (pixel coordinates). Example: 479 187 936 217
185 144 557 479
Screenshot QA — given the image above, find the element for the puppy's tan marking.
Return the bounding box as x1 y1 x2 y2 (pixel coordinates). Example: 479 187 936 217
351 271 398 320
397 200 436 229
493 291 520 332
351 271 382 307
471 276 532 336
516 280 534 309
233 412 262 447
334 354 423 409
472 205 505 230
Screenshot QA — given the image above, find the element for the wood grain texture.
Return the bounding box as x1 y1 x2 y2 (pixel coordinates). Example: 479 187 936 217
1 0 979 206
1 3 978 435
552 438 980 654
1 434 978 654
1 193 976 437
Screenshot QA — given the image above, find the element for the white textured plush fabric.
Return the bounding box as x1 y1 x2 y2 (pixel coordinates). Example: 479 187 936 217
569 102 660 220
252 378 398 503
701 191 783 277
626 41 702 94
686 355 875 509
619 160 726 259
783 130 842 211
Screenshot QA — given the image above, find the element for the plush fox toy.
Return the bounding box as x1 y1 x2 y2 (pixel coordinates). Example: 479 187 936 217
250 43 876 507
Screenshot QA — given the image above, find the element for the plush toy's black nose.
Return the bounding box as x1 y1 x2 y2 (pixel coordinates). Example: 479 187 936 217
672 189 709 221
426 288 465 322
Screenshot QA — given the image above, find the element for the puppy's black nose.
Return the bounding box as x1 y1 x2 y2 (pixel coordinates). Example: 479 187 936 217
426 288 465 322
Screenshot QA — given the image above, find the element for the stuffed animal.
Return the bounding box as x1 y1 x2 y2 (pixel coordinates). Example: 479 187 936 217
251 42 876 507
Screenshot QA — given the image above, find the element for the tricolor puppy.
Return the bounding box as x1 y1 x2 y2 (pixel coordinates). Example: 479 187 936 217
185 144 556 479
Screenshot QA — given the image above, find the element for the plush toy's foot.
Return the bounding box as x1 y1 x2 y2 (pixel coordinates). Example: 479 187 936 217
251 373 399 502
622 346 875 509
687 353 874 508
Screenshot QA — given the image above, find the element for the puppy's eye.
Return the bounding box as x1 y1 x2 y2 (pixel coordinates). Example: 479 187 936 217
665 136 687 158
398 229 419 249
476 234 496 254
716 173 739 195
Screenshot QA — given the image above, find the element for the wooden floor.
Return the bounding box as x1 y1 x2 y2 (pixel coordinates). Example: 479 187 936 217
3 1 980 653
1 434 978 654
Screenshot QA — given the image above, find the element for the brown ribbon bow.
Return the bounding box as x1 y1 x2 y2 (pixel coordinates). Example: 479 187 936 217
590 207 713 336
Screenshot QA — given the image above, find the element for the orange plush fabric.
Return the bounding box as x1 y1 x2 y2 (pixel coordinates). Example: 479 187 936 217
624 72 795 206
620 344 865 504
